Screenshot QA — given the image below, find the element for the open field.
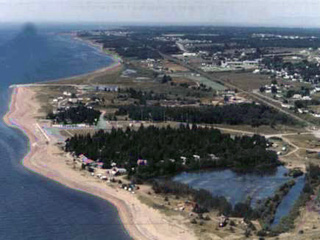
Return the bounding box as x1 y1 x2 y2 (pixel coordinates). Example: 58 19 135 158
212 72 312 92
30 81 320 240
30 33 320 239
284 134 320 149
46 64 124 85
170 73 226 91
211 124 301 135
164 60 189 72
137 187 253 240
211 72 272 91
33 86 76 115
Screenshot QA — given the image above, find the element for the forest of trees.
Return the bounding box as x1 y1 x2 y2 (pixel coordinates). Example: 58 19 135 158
118 88 169 105
65 125 279 179
91 35 164 60
115 103 296 127
47 106 101 125
294 99 320 109
81 26 320 59
152 180 247 216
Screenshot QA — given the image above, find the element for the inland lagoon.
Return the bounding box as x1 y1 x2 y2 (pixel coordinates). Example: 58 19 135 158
173 166 305 226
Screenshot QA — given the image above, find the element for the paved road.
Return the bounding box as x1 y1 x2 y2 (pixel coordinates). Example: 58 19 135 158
151 50 320 239
156 51 314 127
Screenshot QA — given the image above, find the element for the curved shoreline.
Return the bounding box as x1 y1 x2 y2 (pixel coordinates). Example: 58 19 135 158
41 58 121 84
37 50 122 85
26 34 122 86
3 87 196 240
1 34 196 240
2 87 144 239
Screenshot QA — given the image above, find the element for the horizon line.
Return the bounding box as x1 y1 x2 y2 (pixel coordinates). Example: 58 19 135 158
1 21 320 30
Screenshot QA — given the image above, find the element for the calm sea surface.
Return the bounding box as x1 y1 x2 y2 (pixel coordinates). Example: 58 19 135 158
0 24 130 240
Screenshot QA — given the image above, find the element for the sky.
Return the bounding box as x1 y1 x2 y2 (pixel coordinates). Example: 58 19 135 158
0 0 320 27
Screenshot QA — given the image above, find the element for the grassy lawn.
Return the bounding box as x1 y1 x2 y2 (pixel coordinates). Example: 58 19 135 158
34 86 76 115
211 72 311 92
212 72 272 91
211 124 300 135
284 134 320 149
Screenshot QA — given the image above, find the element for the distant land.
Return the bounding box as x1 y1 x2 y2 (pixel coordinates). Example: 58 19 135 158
5 25 320 239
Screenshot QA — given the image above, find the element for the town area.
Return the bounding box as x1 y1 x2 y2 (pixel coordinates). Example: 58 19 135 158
21 26 320 240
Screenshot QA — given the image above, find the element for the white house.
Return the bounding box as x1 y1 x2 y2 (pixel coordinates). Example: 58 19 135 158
302 96 312 101
183 52 197 57
292 94 302 100
63 91 72 96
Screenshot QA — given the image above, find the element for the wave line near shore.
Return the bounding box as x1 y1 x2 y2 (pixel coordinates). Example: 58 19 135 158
3 84 196 240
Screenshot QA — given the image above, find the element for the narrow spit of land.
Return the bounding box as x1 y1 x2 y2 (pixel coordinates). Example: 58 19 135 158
4 86 197 240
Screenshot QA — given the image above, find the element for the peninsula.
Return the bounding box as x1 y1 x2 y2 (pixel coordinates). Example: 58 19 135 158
5 26 320 240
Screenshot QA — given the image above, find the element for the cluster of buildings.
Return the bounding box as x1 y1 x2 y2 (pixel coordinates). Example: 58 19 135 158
76 155 150 178
52 89 100 112
260 82 320 118
199 52 260 72
71 154 141 194
220 89 252 105
140 59 164 72
255 69 306 82
251 33 317 40
51 91 85 114
78 30 131 37
50 86 118 126
94 85 119 92
76 154 127 179
220 60 260 70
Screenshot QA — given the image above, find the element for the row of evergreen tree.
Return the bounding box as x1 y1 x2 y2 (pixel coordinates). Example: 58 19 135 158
115 103 296 127
47 105 101 125
65 124 279 179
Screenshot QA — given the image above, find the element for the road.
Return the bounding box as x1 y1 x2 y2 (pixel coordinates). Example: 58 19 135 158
155 49 320 239
156 51 314 127
16 48 313 127
35 123 51 142
210 126 318 157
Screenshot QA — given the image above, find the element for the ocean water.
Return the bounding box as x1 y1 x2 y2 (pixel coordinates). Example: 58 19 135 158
0 24 130 240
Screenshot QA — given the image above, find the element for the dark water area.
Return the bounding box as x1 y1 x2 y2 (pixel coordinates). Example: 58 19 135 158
0 24 130 240
0 24 112 88
173 166 305 223
272 175 305 226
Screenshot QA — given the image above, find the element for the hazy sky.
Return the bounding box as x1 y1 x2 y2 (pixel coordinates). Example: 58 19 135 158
1 0 320 27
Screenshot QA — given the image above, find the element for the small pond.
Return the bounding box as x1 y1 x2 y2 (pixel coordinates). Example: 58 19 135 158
272 175 305 226
173 166 305 223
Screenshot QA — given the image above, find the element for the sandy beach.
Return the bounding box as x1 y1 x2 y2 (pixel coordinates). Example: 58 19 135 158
3 86 196 240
